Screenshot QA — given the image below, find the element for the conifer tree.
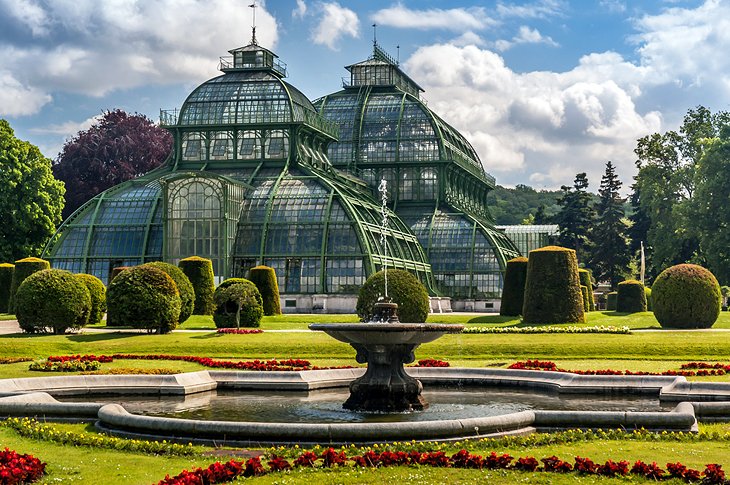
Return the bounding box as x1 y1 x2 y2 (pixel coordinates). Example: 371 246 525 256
553 173 594 263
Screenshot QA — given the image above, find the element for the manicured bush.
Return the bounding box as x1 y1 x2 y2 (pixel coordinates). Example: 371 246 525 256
110 266 131 282
522 246 585 324
578 269 595 311
606 292 618 311
580 285 590 312
74 274 107 325
0 263 13 313
213 278 263 328
356 269 430 323
15 269 91 334
142 262 195 323
106 265 181 333
645 287 652 311
178 256 215 315
652 263 721 329
616 280 647 313
248 265 281 316
500 257 528 317
8 257 50 313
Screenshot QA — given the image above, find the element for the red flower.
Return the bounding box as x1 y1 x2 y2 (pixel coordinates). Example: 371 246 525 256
703 464 726 484
293 451 319 468
541 456 572 473
267 455 292 471
513 456 540 472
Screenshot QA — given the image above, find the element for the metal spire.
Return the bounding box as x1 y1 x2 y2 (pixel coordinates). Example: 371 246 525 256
249 1 258 45
372 23 377 47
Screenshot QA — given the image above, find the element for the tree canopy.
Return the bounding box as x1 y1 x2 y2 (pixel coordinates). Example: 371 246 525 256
487 184 562 225
553 173 595 264
53 109 172 219
0 119 65 262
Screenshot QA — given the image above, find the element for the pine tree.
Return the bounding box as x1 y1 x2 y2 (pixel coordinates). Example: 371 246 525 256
553 173 594 263
589 162 632 288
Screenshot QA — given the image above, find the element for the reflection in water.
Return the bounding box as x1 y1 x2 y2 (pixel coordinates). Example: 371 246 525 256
60 387 666 424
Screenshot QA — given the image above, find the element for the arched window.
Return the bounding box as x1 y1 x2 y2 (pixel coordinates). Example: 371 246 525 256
210 131 234 160
265 130 289 159
182 132 206 161
237 130 262 160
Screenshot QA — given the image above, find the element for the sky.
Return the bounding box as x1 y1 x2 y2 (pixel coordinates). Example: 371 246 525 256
1 0 727 192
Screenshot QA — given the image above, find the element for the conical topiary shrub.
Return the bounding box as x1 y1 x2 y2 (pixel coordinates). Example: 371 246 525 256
652 264 721 329
178 256 215 315
580 285 590 312
0 263 14 313
522 246 585 324
578 269 595 311
606 291 618 311
143 262 195 323
248 265 281 316
616 280 646 313
75 274 107 325
8 257 50 313
500 257 528 317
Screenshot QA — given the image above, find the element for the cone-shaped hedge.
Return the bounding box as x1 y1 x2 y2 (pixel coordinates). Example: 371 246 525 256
214 278 263 328
616 280 647 313
143 262 195 323
522 246 585 324
357 269 430 323
15 269 91 334
0 263 14 313
248 265 281 316
645 287 652 311
500 257 528 317
179 256 215 315
107 265 181 333
580 285 590 312
75 274 107 325
652 264 721 329
578 269 595 311
8 257 50 313
110 267 131 282
606 292 618 311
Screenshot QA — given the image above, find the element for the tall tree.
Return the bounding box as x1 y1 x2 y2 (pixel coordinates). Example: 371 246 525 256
53 110 172 219
0 119 65 262
553 173 594 263
589 162 631 288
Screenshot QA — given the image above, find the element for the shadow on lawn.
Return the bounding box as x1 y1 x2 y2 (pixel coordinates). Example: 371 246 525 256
66 332 143 343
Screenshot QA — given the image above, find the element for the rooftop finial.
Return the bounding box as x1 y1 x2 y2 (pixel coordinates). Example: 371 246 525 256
396 45 400 65
372 23 377 47
249 1 258 45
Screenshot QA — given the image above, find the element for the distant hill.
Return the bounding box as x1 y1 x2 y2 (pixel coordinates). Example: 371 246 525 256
486 184 563 225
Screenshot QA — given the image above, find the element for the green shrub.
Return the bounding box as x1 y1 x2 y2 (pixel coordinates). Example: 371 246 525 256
142 262 194 323
616 280 647 313
500 257 528 317
248 265 281 316
8 257 50 313
106 265 181 333
110 266 131 282
578 269 595 311
0 263 13 313
15 269 91 334
522 246 585 324
74 274 107 325
645 287 652 311
580 285 590 312
356 269 430 323
178 256 215 315
213 278 263 328
652 264 721 329
606 292 618 311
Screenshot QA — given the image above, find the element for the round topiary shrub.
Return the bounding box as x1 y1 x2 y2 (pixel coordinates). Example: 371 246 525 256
8 257 50 313
15 269 91 334
578 269 595 311
645 287 652 311
110 266 131 282
580 285 590 312
107 265 181 333
606 292 618 311
248 265 281 316
522 246 585 324
652 264 721 329
178 256 215 315
357 269 430 323
0 263 14 313
616 280 647 313
213 278 263 328
142 262 195 323
74 274 107 325
500 257 528 317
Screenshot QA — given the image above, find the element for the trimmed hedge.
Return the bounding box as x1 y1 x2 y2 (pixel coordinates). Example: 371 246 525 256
213 278 263 328
522 246 585 324
616 279 647 313
8 257 50 313
178 256 215 315
500 257 528 317
580 285 590 312
248 266 281 316
578 269 595 311
645 287 652 311
357 269 430 323
0 263 13 313
110 267 131 282
74 274 107 325
652 264 721 329
142 262 195 323
106 265 181 333
15 269 91 334
606 292 618 311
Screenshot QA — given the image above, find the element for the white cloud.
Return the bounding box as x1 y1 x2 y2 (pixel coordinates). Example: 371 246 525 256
29 115 102 137
451 31 487 47
0 71 52 116
311 2 359 50
496 0 565 19
600 0 626 13
0 0 50 36
293 0 307 19
495 25 559 51
371 4 495 31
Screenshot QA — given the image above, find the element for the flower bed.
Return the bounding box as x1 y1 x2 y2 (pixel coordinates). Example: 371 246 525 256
413 359 449 367
0 357 32 365
0 448 45 485
28 359 101 372
507 359 729 376
215 328 264 334
463 325 631 334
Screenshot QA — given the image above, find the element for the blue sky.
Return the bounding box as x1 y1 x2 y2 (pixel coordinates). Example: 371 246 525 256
0 0 724 190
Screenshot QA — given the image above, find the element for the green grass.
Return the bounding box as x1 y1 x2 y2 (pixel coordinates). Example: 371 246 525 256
0 312 15 321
